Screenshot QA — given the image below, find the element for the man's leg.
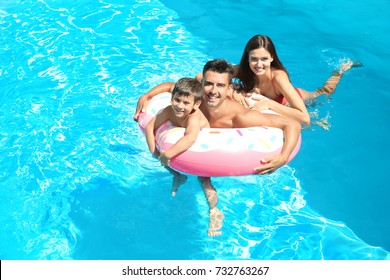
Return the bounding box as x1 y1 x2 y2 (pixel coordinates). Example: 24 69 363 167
198 177 224 237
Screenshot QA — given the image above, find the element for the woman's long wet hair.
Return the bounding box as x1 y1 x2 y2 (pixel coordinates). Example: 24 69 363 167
235 35 289 93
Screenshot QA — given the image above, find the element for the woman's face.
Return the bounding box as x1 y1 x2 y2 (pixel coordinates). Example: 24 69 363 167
248 48 273 76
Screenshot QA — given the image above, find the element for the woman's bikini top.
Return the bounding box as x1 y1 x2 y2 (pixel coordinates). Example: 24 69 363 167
270 68 302 105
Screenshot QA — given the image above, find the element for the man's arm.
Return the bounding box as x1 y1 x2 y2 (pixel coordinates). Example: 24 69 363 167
234 109 301 174
133 82 175 121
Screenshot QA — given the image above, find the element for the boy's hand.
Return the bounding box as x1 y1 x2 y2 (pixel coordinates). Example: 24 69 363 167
158 151 170 166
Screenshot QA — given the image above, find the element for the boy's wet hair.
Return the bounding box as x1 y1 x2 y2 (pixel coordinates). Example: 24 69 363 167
202 59 234 83
172 78 203 102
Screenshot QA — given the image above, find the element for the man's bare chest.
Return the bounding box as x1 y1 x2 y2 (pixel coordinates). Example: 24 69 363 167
208 116 233 129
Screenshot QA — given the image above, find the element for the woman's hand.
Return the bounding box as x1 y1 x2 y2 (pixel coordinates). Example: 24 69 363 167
246 94 271 111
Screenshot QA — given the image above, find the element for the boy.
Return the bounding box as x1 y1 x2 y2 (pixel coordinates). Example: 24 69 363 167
145 77 210 196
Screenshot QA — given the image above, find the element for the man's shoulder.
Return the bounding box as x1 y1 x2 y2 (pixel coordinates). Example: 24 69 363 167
232 106 265 127
227 98 247 114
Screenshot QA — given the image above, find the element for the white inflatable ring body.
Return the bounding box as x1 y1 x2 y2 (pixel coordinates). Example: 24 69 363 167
138 92 301 177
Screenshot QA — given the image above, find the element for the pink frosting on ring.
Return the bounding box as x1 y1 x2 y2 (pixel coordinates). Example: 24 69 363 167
138 92 301 177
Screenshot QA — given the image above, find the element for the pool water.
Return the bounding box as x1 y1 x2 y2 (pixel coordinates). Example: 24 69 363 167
0 0 389 260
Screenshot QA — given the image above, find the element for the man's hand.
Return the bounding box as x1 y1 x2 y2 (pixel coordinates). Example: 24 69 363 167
133 95 150 121
133 82 175 121
253 154 288 174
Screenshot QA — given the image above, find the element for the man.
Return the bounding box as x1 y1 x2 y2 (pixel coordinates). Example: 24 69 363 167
134 59 301 236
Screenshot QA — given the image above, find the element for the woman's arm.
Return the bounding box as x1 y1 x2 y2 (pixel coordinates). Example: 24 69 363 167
253 71 310 125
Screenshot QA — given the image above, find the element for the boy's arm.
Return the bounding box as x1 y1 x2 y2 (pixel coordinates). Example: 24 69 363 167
159 114 202 165
234 110 301 174
145 107 170 154
133 82 175 121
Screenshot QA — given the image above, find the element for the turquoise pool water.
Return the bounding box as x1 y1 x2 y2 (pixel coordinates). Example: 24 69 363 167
0 0 389 260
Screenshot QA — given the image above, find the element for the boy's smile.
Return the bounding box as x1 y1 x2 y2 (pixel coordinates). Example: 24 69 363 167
171 94 196 118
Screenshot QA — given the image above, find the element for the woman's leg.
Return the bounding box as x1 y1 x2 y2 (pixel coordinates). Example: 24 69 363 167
301 60 357 100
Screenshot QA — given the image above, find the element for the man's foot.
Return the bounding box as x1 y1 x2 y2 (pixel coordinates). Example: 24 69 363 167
171 173 187 196
207 207 224 237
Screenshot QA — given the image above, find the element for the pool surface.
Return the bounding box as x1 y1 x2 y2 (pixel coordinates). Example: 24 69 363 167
1 0 389 260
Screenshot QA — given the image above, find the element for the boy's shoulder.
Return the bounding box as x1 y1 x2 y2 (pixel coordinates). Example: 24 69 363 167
186 108 209 128
184 108 201 121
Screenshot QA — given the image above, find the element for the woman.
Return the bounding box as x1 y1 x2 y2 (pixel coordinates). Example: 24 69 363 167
231 35 355 125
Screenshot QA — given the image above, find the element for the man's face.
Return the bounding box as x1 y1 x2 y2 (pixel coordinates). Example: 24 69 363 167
202 71 230 108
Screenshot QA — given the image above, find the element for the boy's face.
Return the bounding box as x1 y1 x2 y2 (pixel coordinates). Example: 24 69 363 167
171 93 201 118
